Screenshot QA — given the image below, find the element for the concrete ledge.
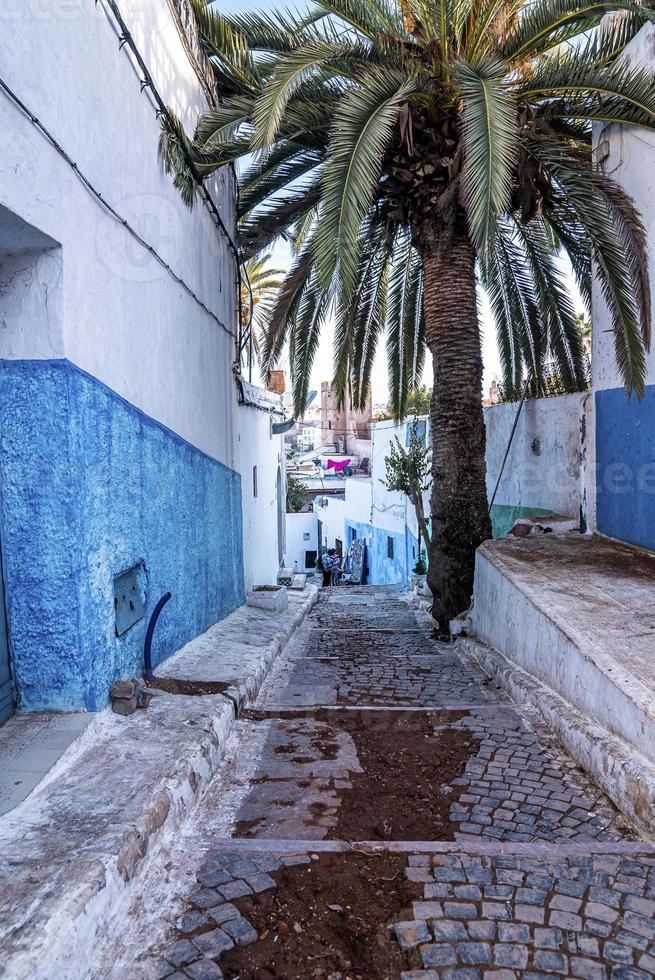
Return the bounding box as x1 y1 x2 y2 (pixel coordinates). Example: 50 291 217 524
457 635 655 840
471 536 655 764
0 587 317 980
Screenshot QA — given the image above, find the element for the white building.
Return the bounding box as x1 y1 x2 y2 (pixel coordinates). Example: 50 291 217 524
0 0 283 723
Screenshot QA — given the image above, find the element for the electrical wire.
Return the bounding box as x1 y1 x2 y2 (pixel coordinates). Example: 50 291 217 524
96 0 244 348
0 74 236 340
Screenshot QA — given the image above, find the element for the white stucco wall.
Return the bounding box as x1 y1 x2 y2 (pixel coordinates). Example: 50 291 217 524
484 394 585 520
344 478 373 526
370 420 421 538
592 22 655 392
0 0 238 467
286 513 319 572
316 496 346 550
237 408 285 590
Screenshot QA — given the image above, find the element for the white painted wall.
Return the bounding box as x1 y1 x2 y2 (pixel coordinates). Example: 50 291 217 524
370 420 420 538
0 0 238 467
316 496 346 550
592 22 655 392
344 478 373 526
484 394 585 519
286 513 319 572
237 407 285 590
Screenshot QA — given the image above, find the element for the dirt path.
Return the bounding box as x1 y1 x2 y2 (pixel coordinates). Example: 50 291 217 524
116 586 652 980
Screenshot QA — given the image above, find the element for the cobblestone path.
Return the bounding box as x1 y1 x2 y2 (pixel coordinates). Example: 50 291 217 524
138 587 655 980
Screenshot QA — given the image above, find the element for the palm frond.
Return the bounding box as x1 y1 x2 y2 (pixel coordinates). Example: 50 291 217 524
502 0 653 60
529 135 649 394
251 41 373 148
317 67 418 290
456 59 516 254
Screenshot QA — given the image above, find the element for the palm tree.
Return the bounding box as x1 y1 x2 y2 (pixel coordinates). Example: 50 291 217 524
240 252 285 365
161 0 655 627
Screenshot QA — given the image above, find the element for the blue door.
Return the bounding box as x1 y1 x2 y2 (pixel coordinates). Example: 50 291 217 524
0 551 13 726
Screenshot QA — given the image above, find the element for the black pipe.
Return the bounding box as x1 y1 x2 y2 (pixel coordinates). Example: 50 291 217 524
488 368 534 515
144 592 172 682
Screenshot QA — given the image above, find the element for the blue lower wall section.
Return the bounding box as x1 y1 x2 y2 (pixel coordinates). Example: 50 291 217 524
345 520 419 586
596 385 655 551
0 359 244 712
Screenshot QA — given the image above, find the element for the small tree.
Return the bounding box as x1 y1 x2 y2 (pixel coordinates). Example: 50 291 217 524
404 386 432 418
286 473 308 513
383 419 431 552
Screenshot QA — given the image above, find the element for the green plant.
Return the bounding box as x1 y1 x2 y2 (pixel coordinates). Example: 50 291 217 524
162 0 655 626
413 551 427 576
286 473 308 512
383 419 432 551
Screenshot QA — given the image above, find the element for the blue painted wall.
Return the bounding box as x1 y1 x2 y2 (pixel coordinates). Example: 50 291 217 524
596 385 655 551
345 519 419 586
0 359 244 712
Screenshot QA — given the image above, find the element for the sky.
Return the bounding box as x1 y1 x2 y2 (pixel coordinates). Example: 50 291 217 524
223 0 585 407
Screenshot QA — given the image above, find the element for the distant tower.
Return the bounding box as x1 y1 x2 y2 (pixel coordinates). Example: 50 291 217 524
321 381 372 452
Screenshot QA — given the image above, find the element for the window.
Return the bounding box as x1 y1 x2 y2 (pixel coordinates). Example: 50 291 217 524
387 536 394 559
303 531 310 541
328 420 332 430
252 465 258 497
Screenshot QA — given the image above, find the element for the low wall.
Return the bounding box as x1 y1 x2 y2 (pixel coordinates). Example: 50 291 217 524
484 393 585 535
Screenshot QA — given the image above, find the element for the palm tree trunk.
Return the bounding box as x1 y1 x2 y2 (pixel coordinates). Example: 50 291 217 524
418 218 492 630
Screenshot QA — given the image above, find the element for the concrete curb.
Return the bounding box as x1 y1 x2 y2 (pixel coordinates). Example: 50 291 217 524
456 635 655 841
0 587 318 980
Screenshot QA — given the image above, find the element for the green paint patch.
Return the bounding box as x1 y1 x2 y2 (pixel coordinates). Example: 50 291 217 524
490 503 553 539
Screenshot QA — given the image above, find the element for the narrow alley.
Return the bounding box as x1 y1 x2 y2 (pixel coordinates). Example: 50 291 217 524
106 587 655 980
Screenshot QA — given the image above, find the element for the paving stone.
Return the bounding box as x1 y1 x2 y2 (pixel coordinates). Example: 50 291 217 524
605 943 635 965
197 870 232 889
191 889 222 910
458 942 492 964
433 921 469 941
177 912 209 935
413 902 444 920
184 959 224 980
516 904 545 925
495 944 529 968
216 879 253 901
468 921 497 941
421 944 458 967
570 958 609 979
147 959 176 979
192 928 233 957
244 872 277 893
533 950 569 973
395 920 432 949
163 940 201 969
549 909 582 930
445 902 479 919
207 903 240 925
221 917 258 947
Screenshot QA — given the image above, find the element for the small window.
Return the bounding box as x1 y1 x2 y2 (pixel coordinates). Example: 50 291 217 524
303 531 310 541
387 536 394 559
252 465 258 497
328 420 332 430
